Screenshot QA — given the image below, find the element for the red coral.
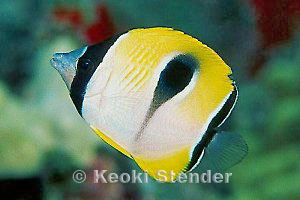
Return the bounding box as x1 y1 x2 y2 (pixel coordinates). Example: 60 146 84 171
249 0 300 76
250 0 300 48
84 6 116 44
53 5 116 44
53 7 83 28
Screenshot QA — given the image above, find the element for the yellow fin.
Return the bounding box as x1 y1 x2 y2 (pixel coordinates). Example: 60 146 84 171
91 126 132 159
133 148 190 182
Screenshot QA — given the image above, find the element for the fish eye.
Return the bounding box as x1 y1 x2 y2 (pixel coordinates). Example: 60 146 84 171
77 58 94 72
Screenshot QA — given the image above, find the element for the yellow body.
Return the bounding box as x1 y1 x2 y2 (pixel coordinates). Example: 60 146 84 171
90 28 234 181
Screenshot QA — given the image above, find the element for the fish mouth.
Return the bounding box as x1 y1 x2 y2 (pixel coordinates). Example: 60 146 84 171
50 53 74 73
50 55 64 72
50 57 57 66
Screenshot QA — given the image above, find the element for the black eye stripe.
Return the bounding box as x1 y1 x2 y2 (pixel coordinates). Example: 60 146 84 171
70 34 120 115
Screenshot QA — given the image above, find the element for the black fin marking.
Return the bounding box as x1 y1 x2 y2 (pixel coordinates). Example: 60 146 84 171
185 129 216 171
70 34 120 115
197 130 248 173
185 83 238 171
208 84 238 130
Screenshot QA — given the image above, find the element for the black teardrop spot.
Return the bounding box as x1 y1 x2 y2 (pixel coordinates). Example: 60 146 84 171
136 54 199 140
152 54 198 108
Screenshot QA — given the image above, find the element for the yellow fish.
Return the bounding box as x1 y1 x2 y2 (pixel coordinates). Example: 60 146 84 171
50 28 247 182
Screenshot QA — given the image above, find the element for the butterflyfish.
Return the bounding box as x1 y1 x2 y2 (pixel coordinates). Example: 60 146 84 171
50 28 247 182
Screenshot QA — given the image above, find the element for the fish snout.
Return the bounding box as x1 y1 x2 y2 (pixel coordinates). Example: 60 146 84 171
50 46 88 89
50 52 78 90
50 47 88 72
50 53 72 72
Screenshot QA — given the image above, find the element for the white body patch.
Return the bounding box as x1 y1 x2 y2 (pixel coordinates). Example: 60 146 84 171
82 44 203 158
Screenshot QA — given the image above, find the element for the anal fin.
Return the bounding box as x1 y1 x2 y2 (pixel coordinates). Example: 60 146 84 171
133 148 191 182
198 130 248 172
91 126 133 159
